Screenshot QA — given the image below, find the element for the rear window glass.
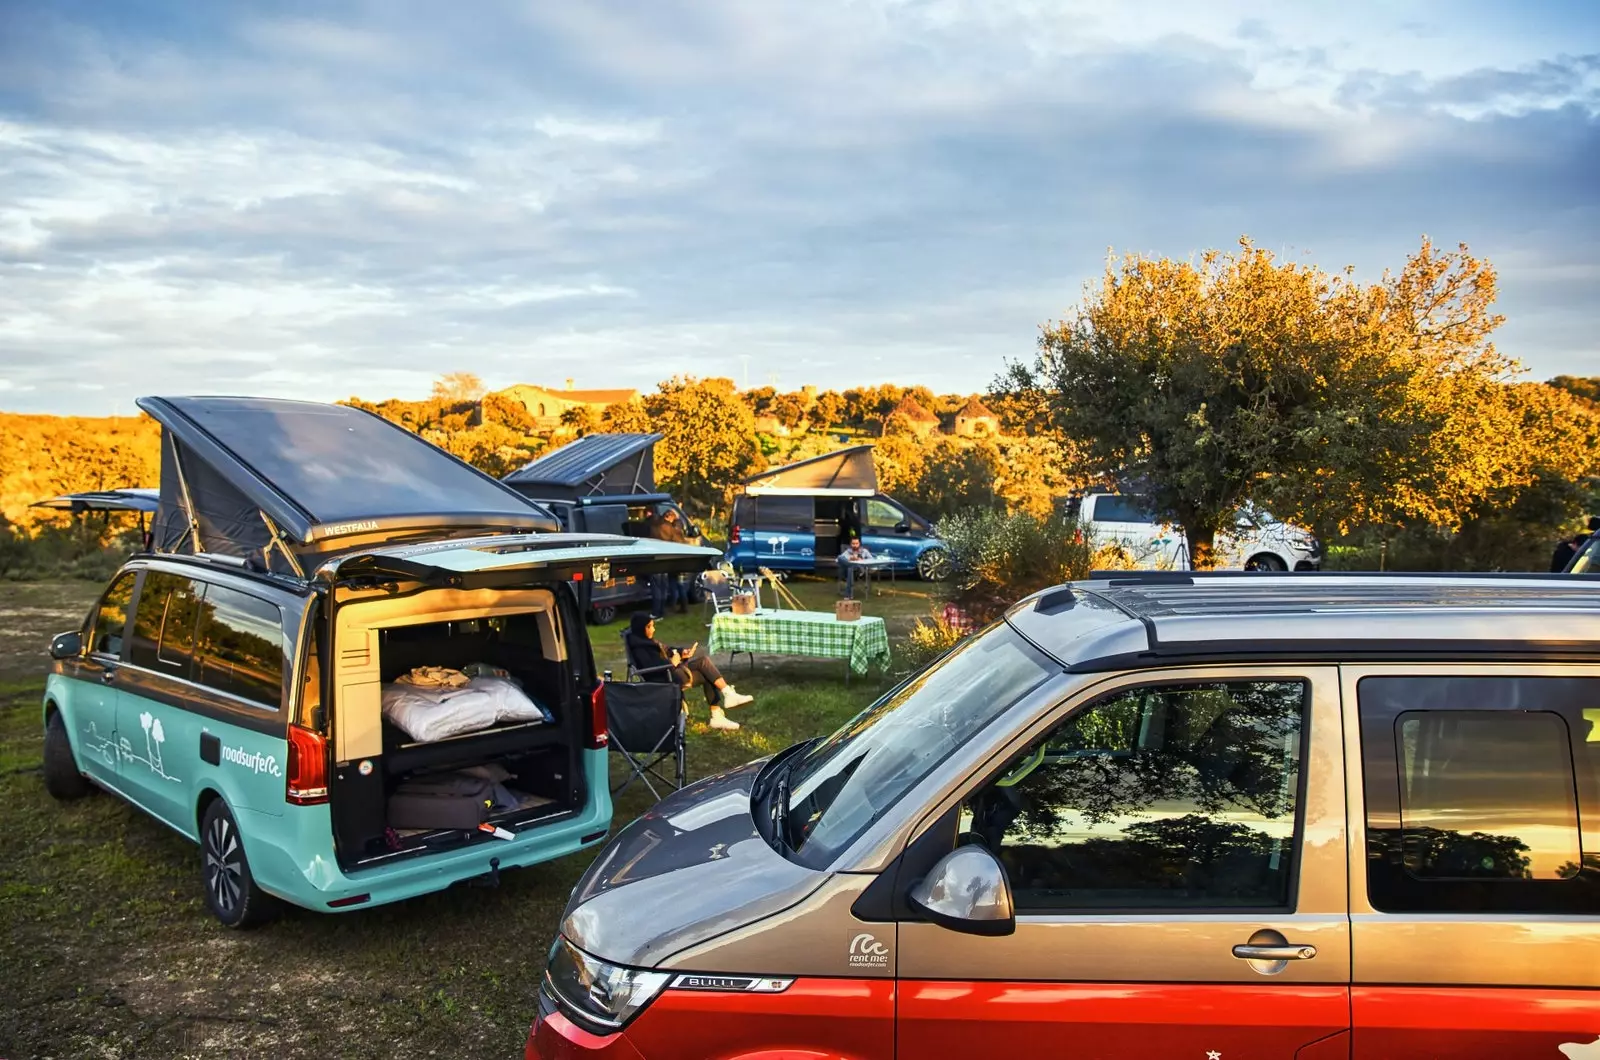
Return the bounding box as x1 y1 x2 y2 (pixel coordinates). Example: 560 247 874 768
1396 711 1580 880
195 584 285 709
1093 495 1154 523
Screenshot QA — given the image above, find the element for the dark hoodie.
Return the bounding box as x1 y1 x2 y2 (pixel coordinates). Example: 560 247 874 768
625 612 671 673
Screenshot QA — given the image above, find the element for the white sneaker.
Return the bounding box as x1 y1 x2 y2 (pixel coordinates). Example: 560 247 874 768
709 711 741 731
721 688 754 709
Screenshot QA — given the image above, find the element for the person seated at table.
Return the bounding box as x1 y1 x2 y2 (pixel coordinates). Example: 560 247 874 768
625 612 752 730
838 536 874 599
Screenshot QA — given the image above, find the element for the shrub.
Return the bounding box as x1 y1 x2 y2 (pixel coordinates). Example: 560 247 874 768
900 613 967 673
936 507 1096 626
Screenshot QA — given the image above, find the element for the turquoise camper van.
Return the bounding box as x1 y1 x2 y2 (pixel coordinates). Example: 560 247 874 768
40 397 716 927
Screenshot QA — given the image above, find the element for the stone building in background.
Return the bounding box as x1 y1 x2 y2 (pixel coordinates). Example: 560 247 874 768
492 380 639 431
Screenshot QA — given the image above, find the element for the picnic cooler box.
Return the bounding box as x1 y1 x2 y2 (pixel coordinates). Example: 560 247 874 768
835 598 862 622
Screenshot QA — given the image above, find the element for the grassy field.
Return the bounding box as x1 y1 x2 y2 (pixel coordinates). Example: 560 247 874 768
0 575 936 1060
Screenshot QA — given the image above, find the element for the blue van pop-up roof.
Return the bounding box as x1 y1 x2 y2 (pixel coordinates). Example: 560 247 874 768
743 444 877 497
137 396 559 572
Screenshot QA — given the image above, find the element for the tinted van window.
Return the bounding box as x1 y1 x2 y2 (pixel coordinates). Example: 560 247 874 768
748 496 812 529
195 585 285 709
1093 495 1154 523
89 572 138 657
129 572 204 678
963 680 1309 910
1359 676 1599 914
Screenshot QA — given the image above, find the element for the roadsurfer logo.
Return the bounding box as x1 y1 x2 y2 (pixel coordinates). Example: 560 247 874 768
221 744 281 777
847 932 890 968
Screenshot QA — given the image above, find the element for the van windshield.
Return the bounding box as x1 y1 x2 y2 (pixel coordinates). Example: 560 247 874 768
776 623 1058 869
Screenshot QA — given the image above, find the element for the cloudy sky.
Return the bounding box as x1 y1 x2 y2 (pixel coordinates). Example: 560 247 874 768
1 1 1597 415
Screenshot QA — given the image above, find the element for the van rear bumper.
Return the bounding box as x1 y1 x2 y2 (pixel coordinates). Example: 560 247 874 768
245 748 613 912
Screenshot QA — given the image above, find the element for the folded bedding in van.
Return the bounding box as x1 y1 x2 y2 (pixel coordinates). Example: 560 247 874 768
380 676 553 744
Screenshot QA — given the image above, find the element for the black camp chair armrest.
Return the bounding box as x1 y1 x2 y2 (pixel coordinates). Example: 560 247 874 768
629 662 676 681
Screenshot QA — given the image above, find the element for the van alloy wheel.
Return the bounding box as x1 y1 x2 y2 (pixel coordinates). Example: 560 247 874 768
200 800 277 929
1244 553 1288 572
918 548 952 581
205 813 244 915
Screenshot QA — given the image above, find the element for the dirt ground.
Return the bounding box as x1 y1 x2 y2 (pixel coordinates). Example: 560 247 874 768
0 577 926 1059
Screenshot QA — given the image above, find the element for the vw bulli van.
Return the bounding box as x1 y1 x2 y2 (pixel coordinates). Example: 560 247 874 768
530 571 1600 1059
41 397 716 927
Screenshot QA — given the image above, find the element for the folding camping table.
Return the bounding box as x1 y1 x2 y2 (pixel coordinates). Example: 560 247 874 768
708 610 891 683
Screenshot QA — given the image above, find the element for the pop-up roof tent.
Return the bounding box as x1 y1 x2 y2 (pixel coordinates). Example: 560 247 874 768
137 396 560 577
502 433 663 500
31 488 159 515
31 488 160 538
742 444 877 497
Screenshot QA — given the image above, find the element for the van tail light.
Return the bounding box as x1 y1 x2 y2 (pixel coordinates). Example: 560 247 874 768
730 525 742 545
286 724 330 805
588 682 609 749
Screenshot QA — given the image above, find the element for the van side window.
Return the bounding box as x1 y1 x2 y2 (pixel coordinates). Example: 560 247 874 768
865 499 903 530
1359 676 1599 914
750 496 811 529
961 679 1309 911
89 571 138 657
129 572 204 678
1092 495 1154 523
195 584 285 709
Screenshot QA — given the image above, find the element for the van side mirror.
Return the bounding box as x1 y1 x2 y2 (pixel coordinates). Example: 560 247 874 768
907 845 1015 937
895 522 910 534
50 630 83 660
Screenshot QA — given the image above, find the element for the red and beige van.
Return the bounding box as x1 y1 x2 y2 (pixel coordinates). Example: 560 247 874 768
529 572 1600 1059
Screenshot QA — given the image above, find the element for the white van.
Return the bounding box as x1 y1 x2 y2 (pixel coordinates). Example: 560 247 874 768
1073 492 1321 572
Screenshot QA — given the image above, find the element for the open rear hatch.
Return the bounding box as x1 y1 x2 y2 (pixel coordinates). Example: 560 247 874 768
320 535 719 871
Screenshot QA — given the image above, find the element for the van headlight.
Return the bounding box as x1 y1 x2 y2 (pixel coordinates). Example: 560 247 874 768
542 936 670 1035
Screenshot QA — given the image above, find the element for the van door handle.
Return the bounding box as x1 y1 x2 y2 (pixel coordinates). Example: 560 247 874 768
1232 943 1316 961
101 668 117 684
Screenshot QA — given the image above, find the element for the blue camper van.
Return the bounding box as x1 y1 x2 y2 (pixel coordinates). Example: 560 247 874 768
40 397 716 927
724 445 950 580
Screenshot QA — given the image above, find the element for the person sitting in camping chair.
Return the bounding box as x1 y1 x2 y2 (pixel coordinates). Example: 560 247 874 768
625 613 752 731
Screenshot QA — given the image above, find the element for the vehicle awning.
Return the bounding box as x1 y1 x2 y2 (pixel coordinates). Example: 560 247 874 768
30 488 159 514
503 433 662 499
743 445 877 497
137 396 559 576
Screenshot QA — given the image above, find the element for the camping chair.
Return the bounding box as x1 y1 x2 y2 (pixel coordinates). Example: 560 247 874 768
698 568 737 622
604 642 687 799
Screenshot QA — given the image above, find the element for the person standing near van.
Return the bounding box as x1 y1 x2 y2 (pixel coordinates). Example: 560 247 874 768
1552 516 1600 572
646 507 690 616
625 613 751 730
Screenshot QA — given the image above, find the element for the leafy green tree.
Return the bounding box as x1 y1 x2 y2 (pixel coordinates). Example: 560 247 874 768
1001 237 1522 565
646 377 764 515
601 400 653 433
771 392 810 430
560 405 598 437
811 390 846 430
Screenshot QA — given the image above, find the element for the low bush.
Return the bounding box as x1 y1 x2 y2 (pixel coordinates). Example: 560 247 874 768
936 507 1096 625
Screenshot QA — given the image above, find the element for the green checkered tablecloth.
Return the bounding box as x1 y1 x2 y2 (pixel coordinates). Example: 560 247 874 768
708 610 892 675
